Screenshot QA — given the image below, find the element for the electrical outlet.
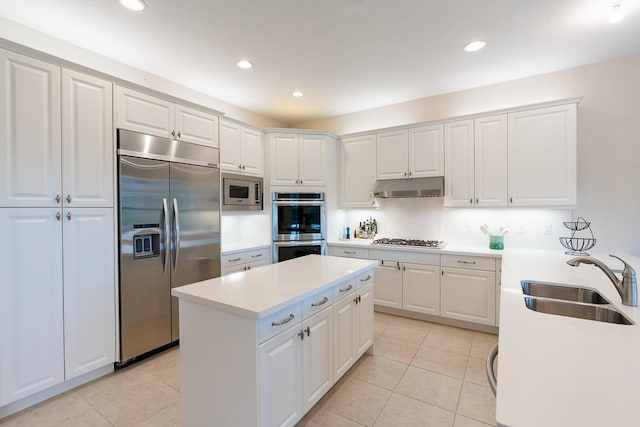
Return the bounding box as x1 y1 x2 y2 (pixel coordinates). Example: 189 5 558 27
464 224 471 233
544 224 553 235
518 225 527 235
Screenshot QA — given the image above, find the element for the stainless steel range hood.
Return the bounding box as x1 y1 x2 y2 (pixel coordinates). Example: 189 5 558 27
372 176 444 198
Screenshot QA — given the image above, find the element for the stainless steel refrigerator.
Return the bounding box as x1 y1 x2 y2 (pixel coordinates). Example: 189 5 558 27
118 129 221 362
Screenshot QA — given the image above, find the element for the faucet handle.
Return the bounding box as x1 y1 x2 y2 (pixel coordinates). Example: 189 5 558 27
609 254 637 280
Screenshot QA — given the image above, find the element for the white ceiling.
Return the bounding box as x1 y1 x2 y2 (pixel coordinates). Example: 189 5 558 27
1 0 639 125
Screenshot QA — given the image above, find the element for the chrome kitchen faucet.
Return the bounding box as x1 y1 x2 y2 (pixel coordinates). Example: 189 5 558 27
567 255 638 307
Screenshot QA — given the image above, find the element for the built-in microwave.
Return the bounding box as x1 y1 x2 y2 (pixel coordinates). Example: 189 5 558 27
222 173 263 211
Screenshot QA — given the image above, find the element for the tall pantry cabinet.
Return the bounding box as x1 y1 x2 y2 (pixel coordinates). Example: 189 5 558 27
0 49 115 407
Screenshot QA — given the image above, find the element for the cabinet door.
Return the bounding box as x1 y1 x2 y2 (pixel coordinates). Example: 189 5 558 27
403 263 440 315
63 208 115 380
259 326 303 427
241 127 264 176
0 49 61 207
0 209 64 406
373 262 403 309
444 120 474 207
62 70 113 208
355 284 373 358
220 120 243 172
339 134 376 208
175 104 219 148
441 267 496 326
115 86 174 139
474 115 507 206
299 134 327 186
270 133 300 186
302 309 333 412
376 129 408 180
409 124 444 178
333 295 356 379
508 104 577 206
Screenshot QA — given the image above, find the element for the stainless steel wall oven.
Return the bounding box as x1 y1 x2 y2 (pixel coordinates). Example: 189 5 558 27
272 192 326 262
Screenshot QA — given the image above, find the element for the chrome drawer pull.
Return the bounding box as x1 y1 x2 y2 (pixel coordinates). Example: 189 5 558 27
271 314 294 327
311 297 329 307
251 254 263 258
339 284 353 293
458 260 477 265
228 258 241 262
360 275 372 282
344 251 356 255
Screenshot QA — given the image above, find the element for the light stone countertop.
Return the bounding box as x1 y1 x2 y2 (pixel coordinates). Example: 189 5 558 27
497 249 640 427
221 242 271 256
328 238 503 258
171 255 378 319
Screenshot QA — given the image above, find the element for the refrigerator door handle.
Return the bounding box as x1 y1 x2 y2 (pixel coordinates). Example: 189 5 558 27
173 198 181 270
162 198 170 273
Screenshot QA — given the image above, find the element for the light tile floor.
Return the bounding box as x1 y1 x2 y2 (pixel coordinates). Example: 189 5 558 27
0 313 498 427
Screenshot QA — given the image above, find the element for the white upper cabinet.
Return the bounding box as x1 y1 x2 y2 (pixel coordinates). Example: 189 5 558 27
0 49 61 208
175 104 219 148
269 132 329 186
220 120 263 176
409 124 445 178
62 70 113 207
339 134 376 208
508 103 577 206
444 119 475 207
376 129 408 180
116 86 219 147
474 115 508 206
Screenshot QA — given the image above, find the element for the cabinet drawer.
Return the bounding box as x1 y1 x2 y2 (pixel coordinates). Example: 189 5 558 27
329 246 369 259
333 280 356 301
246 248 270 263
302 288 334 320
441 254 495 271
222 253 248 267
258 303 302 344
369 249 439 266
355 271 373 290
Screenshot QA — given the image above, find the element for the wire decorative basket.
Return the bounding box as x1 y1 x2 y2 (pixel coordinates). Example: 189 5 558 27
559 216 596 255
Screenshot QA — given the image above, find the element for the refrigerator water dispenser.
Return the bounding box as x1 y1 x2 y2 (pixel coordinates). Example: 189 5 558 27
133 233 159 259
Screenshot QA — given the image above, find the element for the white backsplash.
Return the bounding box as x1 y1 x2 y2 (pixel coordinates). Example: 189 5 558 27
221 213 272 248
334 198 573 250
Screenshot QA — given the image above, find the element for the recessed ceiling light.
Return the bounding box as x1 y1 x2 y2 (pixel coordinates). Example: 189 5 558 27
463 40 486 53
120 0 145 11
609 3 624 23
237 60 253 69
292 91 304 98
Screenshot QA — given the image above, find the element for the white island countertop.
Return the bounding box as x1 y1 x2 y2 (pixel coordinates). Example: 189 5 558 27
497 249 640 427
171 255 378 319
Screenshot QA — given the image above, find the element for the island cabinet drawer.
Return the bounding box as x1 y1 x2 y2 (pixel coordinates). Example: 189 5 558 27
369 249 440 266
258 303 302 344
302 288 334 320
222 253 248 267
333 280 356 301
355 272 373 290
330 246 369 259
441 254 495 271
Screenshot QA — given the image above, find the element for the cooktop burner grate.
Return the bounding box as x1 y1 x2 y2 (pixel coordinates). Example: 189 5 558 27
372 238 446 248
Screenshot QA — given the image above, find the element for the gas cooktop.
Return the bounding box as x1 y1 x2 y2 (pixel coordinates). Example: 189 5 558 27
372 238 447 249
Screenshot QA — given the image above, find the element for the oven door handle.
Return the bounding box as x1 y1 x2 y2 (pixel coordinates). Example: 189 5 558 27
273 240 326 247
273 201 325 207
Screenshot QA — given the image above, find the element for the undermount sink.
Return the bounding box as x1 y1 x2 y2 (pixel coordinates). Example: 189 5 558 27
521 281 608 304
523 297 633 325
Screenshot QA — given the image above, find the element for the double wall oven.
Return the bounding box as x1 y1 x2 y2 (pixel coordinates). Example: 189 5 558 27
272 192 326 262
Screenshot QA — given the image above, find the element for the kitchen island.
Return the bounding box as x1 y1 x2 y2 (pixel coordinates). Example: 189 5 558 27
497 249 640 427
171 255 378 427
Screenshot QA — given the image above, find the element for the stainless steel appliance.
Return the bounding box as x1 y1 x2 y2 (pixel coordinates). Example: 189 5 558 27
372 176 444 198
372 238 447 248
222 172 263 211
272 192 326 262
118 129 221 362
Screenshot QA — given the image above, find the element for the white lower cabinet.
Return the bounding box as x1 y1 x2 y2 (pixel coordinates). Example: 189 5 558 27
403 263 440 316
441 267 496 326
354 284 373 356
222 247 271 276
302 309 333 412
373 261 403 309
333 289 356 378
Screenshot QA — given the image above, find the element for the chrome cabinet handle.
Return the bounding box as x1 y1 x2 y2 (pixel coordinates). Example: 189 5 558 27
476 198 479 204
66 195 71 203
272 314 295 327
177 131 181 138
458 260 476 265
246 265 251 270
55 194 61 203
56 212 61 221
173 198 180 270
510 197 513 203
305 326 310 337
339 284 353 293
344 251 356 255
298 330 305 340
353 296 359 304
251 254 263 258
404 172 407 176
470 198 473 204
228 258 241 262
397 262 401 270
486 343 498 396
66 212 71 221
311 297 329 307
171 130 176 138
238 164 242 169
300 180 303 184
162 198 170 273
360 275 371 282
242 165 246 170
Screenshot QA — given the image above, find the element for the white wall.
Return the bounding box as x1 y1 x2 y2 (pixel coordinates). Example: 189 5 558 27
298 55 640 255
